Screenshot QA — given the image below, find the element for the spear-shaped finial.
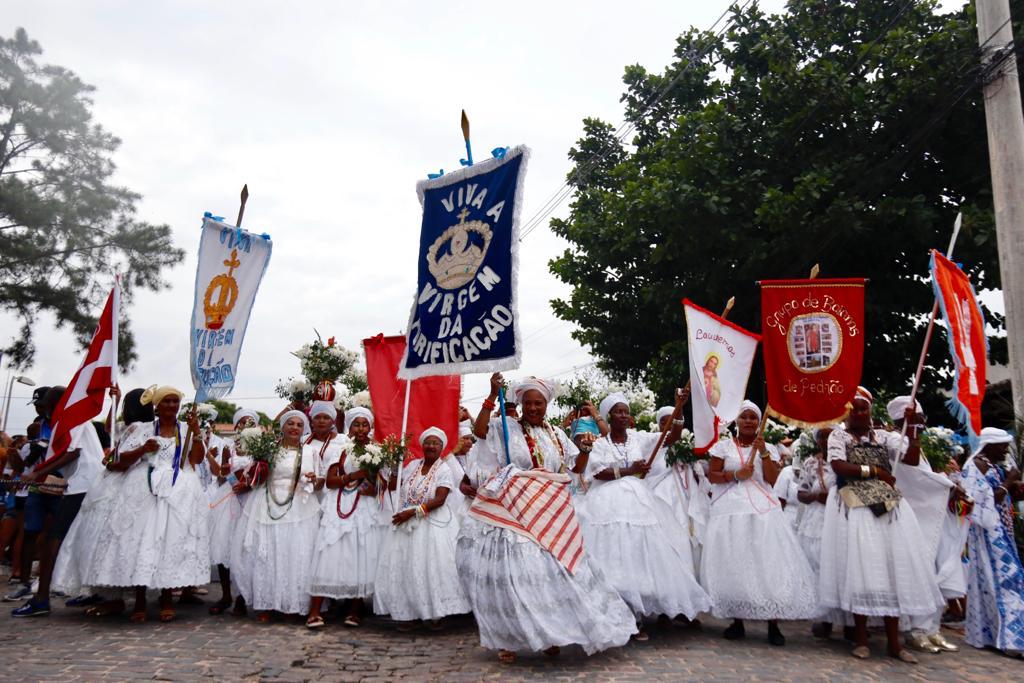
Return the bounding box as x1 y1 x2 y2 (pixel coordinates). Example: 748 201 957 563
809 263 820 279
460 110 474 167
722 296 736 318
236 184 249 228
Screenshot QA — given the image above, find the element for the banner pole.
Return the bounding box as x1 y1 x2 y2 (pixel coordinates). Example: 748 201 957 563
397 377 412 503
498 386 511 466
108 277 120 456
644 296 735 472
904 213 963 434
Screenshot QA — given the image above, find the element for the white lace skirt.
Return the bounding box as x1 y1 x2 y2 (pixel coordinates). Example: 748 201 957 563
818 488 945 617
374 506 469 621
797 502 827 575
207 481 244 567
309 489 380 600
135 467 211 590
580 481 710 619
231 490 319 614
456 517 637 654
53 470 123 595
701 507 820 620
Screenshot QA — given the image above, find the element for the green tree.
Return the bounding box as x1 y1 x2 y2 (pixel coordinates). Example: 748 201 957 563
0 28 183 369
549 0 1010 421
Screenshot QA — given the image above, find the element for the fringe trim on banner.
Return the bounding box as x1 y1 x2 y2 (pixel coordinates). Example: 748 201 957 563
398 145 530 380
766 404 851 430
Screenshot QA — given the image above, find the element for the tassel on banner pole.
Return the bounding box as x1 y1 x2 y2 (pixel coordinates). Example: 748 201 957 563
643 296 736 472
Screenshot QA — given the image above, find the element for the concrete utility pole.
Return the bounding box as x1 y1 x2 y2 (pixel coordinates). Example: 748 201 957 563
977 0 1024 423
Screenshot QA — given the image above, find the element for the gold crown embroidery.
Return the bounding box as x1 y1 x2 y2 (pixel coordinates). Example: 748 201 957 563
427 207 492 290
203 249 241 330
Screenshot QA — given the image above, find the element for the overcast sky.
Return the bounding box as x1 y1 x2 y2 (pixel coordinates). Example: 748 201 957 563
2 0 969 433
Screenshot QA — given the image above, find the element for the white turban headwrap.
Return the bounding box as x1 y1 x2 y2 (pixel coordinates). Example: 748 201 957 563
853 386 873 404
886 396 923 422
232 408 259 428
969 427 1013 464
309 400 338 421
459 420 473 438
656 406 675 424
419 426 448 451
513 377 556 404
599 393 629 421
139 385 184 407
737 400 762 422
344 406 374 434
278 409 309 436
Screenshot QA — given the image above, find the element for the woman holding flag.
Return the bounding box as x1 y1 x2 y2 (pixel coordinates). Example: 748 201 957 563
133 386 211 623
455 375 636 663
702 401 819 646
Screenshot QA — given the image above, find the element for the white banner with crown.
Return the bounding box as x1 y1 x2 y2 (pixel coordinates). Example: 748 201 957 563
399 146 529 379
189 214 273 400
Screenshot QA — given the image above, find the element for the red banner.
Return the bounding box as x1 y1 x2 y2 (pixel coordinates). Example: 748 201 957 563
363 334 460 460
761 278 866 427
931 250 987 438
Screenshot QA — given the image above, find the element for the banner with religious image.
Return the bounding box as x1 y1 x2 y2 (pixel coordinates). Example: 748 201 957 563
760 278 865 427
189 213 272 400
683 299 761 452
399 146 530 379
930 250 987 439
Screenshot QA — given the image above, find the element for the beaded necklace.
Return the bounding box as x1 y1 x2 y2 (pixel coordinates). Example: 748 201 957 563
305 431 337 477
520 420 566 471
335 448 362 520
266 445 303 521
605 432 631 466
404 457 444 508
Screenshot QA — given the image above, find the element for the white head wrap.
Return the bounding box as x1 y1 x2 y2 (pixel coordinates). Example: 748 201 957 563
656 406 675 424
459 420 473 438
419 426 448 451
309 400 338 421
513 377 556 404
278 409 309 435
969 427 1013 463
852 386 873 404
344 406 374 434
232 408 259 428
737 400 762 422
886 396 923 421
599 392 629 421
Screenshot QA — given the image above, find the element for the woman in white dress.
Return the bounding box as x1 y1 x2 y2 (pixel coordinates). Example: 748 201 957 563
206 408 257 617
456 375 637 663
795 427 840 639
133 386 211 623
231 410 321 622
702 400 819 646
375 426 469 629
52 388 155 620
819 387 945 662
580 392 710 639
307 406 382 629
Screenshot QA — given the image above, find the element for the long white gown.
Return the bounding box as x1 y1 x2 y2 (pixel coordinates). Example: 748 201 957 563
309 440 381 600
701 440 820 620
231 445 320 614
456 420 637 654
818 429 945 618
134 421 212 589
644 446 710 579
207 436 251 568
773 464 802 530
579 431 710 620
53 422 154 594
795 455 834 575
374 458 470 621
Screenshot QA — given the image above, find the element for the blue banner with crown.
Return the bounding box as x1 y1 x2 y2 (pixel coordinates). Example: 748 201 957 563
189 215 273 400
399 146 529 379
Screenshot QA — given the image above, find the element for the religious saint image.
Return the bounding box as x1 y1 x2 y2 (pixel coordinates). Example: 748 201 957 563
703 352 722 407
787 313 840 372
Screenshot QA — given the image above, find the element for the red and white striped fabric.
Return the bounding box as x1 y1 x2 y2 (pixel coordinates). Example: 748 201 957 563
40 285 119 469
468 468 585 574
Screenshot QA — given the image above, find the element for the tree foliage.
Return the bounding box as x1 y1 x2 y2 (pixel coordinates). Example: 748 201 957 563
549 0 1012 420
0 28 183 370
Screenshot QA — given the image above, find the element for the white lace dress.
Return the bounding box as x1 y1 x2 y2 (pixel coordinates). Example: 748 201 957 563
309 442 381 600
773 465 802 530
456 421 637 654
373 458 469 620
53 422 154 594
645 447 710 579
818 429 945 617
701 440 819 620
795 455 834 575
207 437 251 568
231 445 321 614
579 431 710 620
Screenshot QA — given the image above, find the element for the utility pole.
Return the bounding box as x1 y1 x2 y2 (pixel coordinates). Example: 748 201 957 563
977 0 1024 422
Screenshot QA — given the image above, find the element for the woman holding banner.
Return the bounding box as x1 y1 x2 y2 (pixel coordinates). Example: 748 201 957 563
456 375 636 663
375 426 469 630
819 388 945 663
579 392 710 639
702 401 819 646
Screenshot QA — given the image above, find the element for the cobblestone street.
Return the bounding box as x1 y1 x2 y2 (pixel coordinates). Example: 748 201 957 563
0 586 1019 682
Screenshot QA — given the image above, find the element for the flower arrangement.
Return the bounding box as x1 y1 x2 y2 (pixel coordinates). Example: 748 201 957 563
665 429 699 467
179 402 219 426
762 418 791 445
348 390 373 409
275 377 312 404
239 427 280 486
293 333 359 385
352 434 407 480
919 426 962 473
793 431 818 461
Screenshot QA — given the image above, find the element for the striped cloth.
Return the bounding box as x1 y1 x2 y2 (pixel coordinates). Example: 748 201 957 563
468 467 585 574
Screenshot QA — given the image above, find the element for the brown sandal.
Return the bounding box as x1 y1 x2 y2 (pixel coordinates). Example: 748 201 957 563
159 608 176 623
130 611 147 624
498 649 516 664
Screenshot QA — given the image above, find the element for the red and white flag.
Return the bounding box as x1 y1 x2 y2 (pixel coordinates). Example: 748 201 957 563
683 299 761 452
40 285 119 468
